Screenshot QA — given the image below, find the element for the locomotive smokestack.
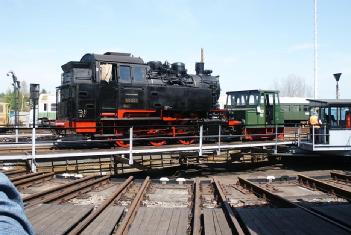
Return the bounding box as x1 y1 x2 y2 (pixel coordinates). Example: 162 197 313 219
196 48 205 75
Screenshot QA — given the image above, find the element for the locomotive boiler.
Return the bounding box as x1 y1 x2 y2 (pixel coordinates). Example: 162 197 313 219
56 52 220 147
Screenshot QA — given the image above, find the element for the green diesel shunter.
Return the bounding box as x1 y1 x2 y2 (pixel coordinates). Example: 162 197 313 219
225 90 284 140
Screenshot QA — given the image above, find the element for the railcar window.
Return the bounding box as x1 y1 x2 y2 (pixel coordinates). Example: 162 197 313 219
281 105 289 112
304 106 309 112
120 65 131 82
51 103 57 111
291 105 299 112
133 66 145 82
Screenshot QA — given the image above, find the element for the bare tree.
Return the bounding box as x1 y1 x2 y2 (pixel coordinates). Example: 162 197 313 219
274 74 312 97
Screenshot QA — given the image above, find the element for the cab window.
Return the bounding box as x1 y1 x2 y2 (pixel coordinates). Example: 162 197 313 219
119 65 131 83
248 94 258 105
133 66 146 82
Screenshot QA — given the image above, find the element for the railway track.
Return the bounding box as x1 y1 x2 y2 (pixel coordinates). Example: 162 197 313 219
18 170 351 235
23 175 110 208
13 172 55 189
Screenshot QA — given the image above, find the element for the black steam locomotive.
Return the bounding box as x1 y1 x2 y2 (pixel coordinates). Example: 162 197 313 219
56 52 220 147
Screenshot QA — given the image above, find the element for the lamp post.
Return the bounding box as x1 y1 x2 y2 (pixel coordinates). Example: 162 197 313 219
6 71 21 143
333 73 342 100
30 83 40 172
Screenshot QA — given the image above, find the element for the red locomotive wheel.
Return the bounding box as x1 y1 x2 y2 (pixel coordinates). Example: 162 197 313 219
149 140 167 147
178 139 195 145
116 140 129 148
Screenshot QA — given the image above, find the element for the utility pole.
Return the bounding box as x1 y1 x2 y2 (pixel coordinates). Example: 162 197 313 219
30 83 40 172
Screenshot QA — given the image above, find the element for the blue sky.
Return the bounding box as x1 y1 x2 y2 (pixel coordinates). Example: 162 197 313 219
0 0 350 101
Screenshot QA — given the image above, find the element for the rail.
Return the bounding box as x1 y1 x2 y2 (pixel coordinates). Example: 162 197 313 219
238 177 351 233
13 172 55 188
68 176 134 235
24 175 110 208
331 172 351 182
298 174 351 201
213 177 245 235
192 178 201 235
115 176 150 235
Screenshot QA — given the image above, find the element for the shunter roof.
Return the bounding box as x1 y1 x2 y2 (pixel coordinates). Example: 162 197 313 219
226 89 279 95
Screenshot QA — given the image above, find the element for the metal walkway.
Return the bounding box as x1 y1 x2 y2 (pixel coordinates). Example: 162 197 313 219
0 140 293 161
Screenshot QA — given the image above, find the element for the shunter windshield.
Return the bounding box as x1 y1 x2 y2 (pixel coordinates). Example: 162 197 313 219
227 92 259 107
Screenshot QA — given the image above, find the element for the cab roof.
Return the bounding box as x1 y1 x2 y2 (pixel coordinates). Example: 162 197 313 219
226 89 279 95
81 52 144 64
307 99 351 107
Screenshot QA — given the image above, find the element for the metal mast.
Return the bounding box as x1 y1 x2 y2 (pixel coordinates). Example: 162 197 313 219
201 48 204 63
314 0 318 98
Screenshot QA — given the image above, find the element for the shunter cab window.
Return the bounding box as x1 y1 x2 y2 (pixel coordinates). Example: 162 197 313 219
119 65 131 83
248 93 258 105
133 66 145 82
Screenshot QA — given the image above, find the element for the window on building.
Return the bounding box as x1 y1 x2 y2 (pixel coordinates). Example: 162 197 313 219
0 105 3 113
44 103 47 111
